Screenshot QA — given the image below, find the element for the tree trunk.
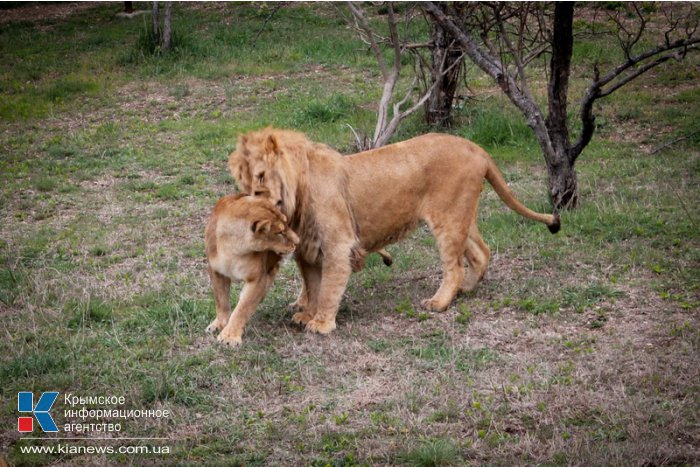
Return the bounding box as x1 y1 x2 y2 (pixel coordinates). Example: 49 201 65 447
425 19 461 127
162 2 172 52
545 3 577 211
545 147 579 210
152 2 160 41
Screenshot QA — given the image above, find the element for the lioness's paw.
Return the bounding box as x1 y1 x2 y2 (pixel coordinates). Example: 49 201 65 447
288 300 307 313
420 298 449 312
292 311 314 326
216 333 243 347
306 319 336 335
205 319 227 335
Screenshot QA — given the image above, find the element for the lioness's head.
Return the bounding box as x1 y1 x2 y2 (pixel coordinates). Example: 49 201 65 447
242 197 300 255
229 128 305 219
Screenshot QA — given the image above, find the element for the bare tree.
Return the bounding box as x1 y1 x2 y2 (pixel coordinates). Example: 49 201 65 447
150 1 173 54
347 2 463 150
424 2 700 210
424 3 464 127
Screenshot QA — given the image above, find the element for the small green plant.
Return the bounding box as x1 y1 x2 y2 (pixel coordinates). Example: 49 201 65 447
333 412 349 426
89 244 110 257
401 437 462 467
516 297 559 315
65 297 113 328
455 303 472 325
34 177 57 192
396 297 417 318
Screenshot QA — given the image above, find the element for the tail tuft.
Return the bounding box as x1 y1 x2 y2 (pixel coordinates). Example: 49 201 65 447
547 214 561 234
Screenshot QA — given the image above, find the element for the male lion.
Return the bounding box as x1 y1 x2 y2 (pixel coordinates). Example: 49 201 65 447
205 193 299 346
229 128 560 334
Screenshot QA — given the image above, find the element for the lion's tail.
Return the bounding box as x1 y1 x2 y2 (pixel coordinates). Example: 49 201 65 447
485 157 561 234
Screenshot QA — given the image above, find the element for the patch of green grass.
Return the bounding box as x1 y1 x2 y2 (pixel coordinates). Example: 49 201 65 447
395 296 417 319
0 265 24 306
455 303 472 325
561 283 624 312
515 296 560 315
33 176 58 192
400 437 463 467
455 347 502 374
65 297 114 328
292 94 355 126
458 101 537 152
1 345 70 382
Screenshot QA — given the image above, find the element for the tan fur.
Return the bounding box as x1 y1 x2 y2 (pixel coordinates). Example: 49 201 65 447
229 128 560 334
205 193 299 346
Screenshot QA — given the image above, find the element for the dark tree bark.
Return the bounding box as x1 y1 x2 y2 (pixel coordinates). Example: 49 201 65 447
425 18 462 127
545 3 577 208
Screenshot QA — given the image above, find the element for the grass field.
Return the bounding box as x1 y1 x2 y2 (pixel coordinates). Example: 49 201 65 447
1 3 698 465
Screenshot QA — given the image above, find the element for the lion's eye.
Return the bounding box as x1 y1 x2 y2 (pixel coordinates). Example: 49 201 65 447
257 172 265 183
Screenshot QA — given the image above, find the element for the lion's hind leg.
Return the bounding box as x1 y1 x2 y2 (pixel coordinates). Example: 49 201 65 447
461 224 490 293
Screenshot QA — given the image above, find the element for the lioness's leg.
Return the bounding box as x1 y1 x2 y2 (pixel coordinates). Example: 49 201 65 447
422 211 471 311
306 249 353 334
206 268 231 334
217 278 270 346
292 260 322 326
422 233 467 311
462 224 490 292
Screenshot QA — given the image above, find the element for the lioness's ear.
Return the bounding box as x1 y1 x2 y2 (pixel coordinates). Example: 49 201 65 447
251 219 271 234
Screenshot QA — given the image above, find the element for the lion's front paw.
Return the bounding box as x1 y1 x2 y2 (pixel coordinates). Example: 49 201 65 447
292 311 314 326
420 298 449 312
305 319 336 335
206 318 227 335
216 332 243 347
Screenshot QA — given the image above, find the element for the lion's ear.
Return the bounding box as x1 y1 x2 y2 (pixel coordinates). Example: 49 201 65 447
251 219 271 234
265 134 280 157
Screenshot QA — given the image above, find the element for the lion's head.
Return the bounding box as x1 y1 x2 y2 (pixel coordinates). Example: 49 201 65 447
229 128 311 219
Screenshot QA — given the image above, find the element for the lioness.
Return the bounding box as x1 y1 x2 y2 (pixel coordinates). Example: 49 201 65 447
229 128 560 334
205 193 299 346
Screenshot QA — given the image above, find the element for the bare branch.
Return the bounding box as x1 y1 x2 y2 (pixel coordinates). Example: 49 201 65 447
599 49 691 98
495 5 532 100
347 2 389 80
597 37 700 88
347 2 468 149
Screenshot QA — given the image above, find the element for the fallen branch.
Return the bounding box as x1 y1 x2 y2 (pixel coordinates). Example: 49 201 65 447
650 128 700 155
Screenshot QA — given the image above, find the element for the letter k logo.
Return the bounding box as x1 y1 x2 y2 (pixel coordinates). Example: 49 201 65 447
18 392 59 433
